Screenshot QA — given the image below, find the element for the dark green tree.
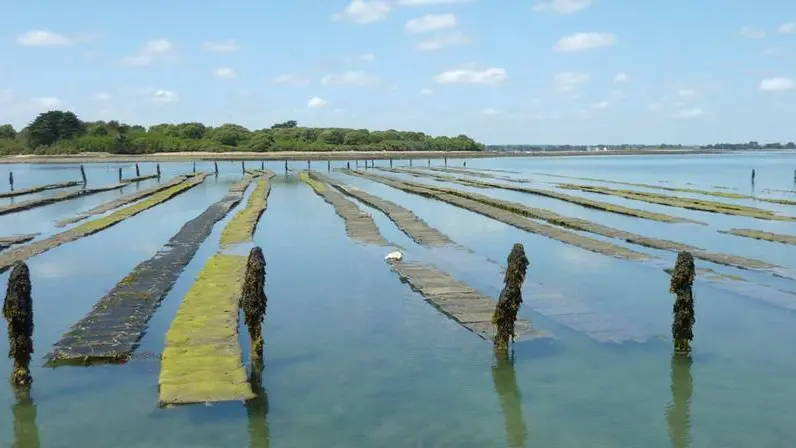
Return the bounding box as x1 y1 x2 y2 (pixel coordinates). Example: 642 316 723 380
0 124 16 139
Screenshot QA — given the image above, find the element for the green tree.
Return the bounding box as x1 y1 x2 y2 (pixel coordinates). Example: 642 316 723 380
245 133 275 152
0 124 16 139
210 124 251 147
271 120 297 129
26 110 84 147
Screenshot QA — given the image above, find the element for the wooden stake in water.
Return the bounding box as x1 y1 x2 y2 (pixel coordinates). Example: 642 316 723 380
670 251 696 355
118 167 122 182
241 161 245 173
307 160 310 170
214 161 219 174
428 159 431 167
241 247 268 366
193 161 196 174
409 159 413 167
80 165 87 185
493 243 529 356
8 171 13 191
444 156 448 166
156 163 161 178
390 159 393 168
327 160 331 172
751 169 756 184
261 161 264 171
356 160 359 169
135 163 140 177
284 160 288 172
347 162 351 170
3 262 34 387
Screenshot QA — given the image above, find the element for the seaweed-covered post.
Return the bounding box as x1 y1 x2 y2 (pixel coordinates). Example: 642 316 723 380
390 159 393 168
444 156 448 166
327 160 331 172
261 161 265 171
193 161 197 174
3 262 34 387
409 159 413 167
156 163 161 178
464 161 467 167
670 251 696 355
241 161 246 173
80 165 87 185
284 160 288 172
492 243 529 356
8 171 13 191
241 247 267 366
135 163 140 177
307 160 310 170
347 161 350 170
214 161 219 174
118 167 122 182
751 169 756 184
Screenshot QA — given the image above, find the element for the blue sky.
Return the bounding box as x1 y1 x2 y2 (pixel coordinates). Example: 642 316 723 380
1 0 795 145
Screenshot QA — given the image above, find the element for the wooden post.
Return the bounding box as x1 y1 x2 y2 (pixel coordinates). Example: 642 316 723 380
444 156 448 166
261 161 264 170
241 247 267 365
307 160 310 170
390 159 393 168
8 171 13 191
751 169 756 184
428 159 431 167
156 163 161 178
327 160 331 172
193 161 196 174
3 262 34 387
492 243 529 356
347 161 351 170
214 161 219 174
242 161 246 173
284 160 288 172
118 167 122 182
80 165 87 185
135 163 140 177
670 251 696 355
409 159 413 167
356 160 359 169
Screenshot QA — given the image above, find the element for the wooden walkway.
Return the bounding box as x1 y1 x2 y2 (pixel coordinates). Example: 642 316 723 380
299 172 389 246
46 174 260 366
158 172 275 406
0 174 209 274
55 174 192 227
389 260 548 341
311 172 453 247
0 181 83 199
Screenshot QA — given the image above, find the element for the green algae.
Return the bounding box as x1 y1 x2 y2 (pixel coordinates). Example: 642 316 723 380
219 172 275 247
557 183 796 221
720 228 796 246
0 173 208 273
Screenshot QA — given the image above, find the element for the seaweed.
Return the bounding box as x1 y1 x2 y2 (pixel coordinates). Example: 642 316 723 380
670 252 696 355
493 243 529 355
241 247 267 366
3 262 34 386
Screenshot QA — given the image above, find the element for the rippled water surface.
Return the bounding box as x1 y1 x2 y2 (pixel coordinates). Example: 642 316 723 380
0 153 795 447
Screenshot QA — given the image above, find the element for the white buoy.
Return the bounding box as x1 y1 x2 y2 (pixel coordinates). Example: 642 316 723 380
385 251 403 261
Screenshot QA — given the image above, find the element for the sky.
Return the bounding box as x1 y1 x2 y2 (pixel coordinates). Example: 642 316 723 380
1 0 795 145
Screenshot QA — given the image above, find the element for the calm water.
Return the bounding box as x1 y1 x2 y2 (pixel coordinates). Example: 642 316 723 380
0 152 795 447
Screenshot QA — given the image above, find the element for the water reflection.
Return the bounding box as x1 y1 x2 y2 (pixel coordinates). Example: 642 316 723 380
11 385 39 448
245 365 270 448
665 355 693 448
491 353 528 448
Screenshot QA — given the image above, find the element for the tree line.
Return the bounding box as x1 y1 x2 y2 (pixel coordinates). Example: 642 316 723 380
0 111 485 155
701 141 796 150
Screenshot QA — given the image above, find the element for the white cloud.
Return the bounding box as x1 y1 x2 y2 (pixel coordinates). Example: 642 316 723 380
214 67 236 79
673 108 704 118
202 39 240 52
121 38 174 67
532 0 592 14
678 89 694 97
759 77 795 92
554 32 617 52
397 0 472 4
420 88 434 95
434 67 507 85
738 27 766 38
321 71 380 86
308 96 328 108
94 92 111 101
590 101 609 109
778 22 796 35
332 0 390 23
17 30 82 46
416 32 471 50
553 72 589 92
272 74 310 85
614 72 629 83
31 97 62 108
405 13 457 34
151 90 177 103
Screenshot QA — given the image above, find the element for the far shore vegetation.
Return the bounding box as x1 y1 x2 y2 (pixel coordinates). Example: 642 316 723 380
0 110 485 156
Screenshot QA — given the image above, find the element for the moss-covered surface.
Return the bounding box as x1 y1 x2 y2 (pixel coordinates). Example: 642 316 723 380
158 254 255 406
219 172 275 247
539 172 796 206
393 168 701 224
299 171 389 246
720 228 796 246
313 171 454 247
347 170 788 276
55 174 192 227
345 169 652 261
0 173 208 274
557 183 796 221
0 180 83 199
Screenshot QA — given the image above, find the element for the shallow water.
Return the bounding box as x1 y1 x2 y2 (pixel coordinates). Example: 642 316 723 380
1 152 796 447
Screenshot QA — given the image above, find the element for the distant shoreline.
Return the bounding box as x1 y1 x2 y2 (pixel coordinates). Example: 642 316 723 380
0 148 742 164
